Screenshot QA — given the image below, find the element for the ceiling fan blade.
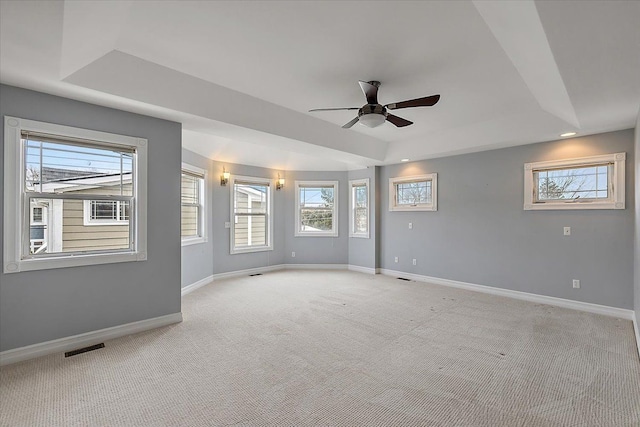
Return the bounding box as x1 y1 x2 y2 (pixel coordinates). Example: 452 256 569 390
386 94 440 110
358 80 379 104
309 107 360 112
386 114 413 128
342 117 360 128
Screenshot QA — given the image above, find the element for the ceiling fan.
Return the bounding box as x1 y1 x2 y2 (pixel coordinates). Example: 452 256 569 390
309 80 440 129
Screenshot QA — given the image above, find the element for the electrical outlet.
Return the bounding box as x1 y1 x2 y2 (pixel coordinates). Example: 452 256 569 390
564 227 571 236
412 259 417 266
291 252 296 258
394 257 398 263
572 279 580 289
409 222 413 229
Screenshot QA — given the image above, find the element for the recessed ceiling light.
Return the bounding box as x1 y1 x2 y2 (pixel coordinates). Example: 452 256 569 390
560 132 577 137
401 158 410 162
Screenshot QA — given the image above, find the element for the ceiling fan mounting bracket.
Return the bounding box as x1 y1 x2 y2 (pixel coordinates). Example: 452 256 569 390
366 80 381 88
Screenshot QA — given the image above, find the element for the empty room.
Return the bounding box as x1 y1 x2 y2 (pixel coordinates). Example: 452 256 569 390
1 1 639 425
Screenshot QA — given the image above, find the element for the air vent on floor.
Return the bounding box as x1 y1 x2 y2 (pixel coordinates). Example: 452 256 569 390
249 273 263 277
65 343 105 358
397 277 411 281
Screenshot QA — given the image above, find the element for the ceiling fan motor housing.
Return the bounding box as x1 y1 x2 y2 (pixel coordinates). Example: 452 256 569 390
358 103 387 118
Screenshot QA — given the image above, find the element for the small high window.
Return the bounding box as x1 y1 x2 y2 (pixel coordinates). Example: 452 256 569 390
524 153 625 210
295 181 339 237
349 179 369 238
389 174 438 211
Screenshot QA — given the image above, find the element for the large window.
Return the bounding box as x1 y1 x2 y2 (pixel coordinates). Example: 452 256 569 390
295 181 339 237
389 174 438 211
524 153 625 210
3 116 147 273
181 164 207 245
349 179 369 238
231 176 272 253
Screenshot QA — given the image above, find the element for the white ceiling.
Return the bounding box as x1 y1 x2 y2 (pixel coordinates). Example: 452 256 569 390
1 0 639 171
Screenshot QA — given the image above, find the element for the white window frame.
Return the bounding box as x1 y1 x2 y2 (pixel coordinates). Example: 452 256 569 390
230 175 273 254
295 180 339 237
524 153 625 210
181 163 207 246
3 116 147 273
30 204 46 225
349 178 370 238
389 173 438 212
83 200 130 226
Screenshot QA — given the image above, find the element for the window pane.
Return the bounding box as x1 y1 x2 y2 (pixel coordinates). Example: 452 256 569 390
234 183 268 214
181 173 199 204
234 214 266 247
300 208 333 232
181 205 198 238
24 136 133 196
32 207 43 222
535 164 609 201
354 207 367 233
29 198 131 255
396 181 431 205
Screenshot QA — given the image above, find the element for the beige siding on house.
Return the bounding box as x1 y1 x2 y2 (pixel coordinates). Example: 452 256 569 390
234 192 267 247
61 183 131 252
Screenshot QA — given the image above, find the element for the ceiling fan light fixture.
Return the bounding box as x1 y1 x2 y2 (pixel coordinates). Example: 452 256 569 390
358 113 386 128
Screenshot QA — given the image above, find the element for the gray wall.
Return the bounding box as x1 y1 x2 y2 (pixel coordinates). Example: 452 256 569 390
284 171 349 265
347 167 377 269
0 85 182 352
635 112 640 322
380 129 635 309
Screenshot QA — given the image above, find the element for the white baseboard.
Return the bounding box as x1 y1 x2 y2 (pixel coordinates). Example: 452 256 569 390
0 312 183 366
347 265 377 275
633 313 640 362
380 269 634 320
283 263 348 270
181 275 215 296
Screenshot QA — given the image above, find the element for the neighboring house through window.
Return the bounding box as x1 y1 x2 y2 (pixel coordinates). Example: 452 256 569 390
295 181 339 237
3 116 147 273
181 164 207 245
349 178 369 238
231 175 272 253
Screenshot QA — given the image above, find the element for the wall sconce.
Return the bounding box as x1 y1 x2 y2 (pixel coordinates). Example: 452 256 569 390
220 167 230 186
276 173 285 191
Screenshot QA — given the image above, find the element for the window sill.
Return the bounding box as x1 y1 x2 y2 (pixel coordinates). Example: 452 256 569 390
524 201 624 211
349 233 370 239
295 232 339 237
230 246 273 255
4 251 146 274
181 237 207 247
389 205 436 212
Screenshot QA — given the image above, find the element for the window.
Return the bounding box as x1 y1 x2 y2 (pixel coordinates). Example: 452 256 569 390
349 179 369 238
84 200 129 225
295 181 339 237
231 175 272 253
3 116 147 273
389 174 438 211
181 164 207 245
524 153 625 210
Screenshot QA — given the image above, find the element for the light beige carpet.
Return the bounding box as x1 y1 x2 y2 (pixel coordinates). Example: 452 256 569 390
1 270 639 426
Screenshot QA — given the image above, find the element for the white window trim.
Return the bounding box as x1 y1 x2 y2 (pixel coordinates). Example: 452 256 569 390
181 163 208 246
295 180 339 237
349 178 370 238
30 204 47 226
230 175 273 254
3 116 148 273
524 152 625 211
389 173 438 212
83 200 130 226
